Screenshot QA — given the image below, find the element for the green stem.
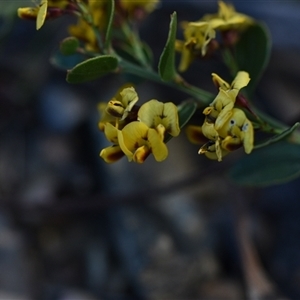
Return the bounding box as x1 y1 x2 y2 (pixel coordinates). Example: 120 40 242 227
119 60 213 104
120 22 150 69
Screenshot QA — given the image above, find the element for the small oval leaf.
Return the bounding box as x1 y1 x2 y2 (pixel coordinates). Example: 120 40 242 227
66 55 118 83
158 11 177 81
60 37 80 56
235 22 271 95
228 141 300 187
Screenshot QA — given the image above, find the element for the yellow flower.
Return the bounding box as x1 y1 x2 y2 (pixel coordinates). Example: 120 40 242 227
199 140 230 161
18 7 39 20
176 21 216 72
99 123 125 163
18 0 70 29
117 121 168 163
69 19 99 52
186 125 229 161
200 107 254 161
68 0 107 52
209 71 250 130
202 1 254 31
105 86 139 120
190 72 253 162
217 108 254 154
138 100 180 137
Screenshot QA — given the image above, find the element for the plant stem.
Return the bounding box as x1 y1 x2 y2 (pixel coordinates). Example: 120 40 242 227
119 60 213 104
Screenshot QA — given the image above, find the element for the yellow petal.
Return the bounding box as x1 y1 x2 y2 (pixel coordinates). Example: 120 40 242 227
138 100 180 136
118 122 149 161
133 145 151 163
241 120 254 154
221 136 242 152
117 130 133 161
211 73 231 90
18 7 39 19
201 121 219 141
100 145 124 163
231 71 250 91
162 102 180 136
36 0 48 30
120 87 139 120
186 125 207 145
147 128 168 162
104 123 118 144
212 89 235 130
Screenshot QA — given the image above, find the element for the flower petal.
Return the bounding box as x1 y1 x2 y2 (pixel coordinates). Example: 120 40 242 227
212 73 231 90
231 71 250 91
104 123 118 144
100 145 124 163
186 125 208 145
147 128 168 161
133 145 151 163
120 87 139 120
118 121 149 161
138 100 180 136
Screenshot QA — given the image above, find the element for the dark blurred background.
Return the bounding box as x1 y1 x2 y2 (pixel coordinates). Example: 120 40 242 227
1 1 300 299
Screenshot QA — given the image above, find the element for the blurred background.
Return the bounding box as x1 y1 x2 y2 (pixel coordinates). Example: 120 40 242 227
1 0 300 299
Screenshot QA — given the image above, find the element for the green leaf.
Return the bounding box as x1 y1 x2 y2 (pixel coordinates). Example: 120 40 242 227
158 11 177 81
228 141 300 187
104 0 115 50
235 22 271 95
178 101 197 128
60 37 80 56
66 55 118 83
254 122 300 150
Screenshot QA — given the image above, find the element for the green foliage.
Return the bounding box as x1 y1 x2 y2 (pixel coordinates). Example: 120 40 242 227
254 123 300 150
235 23 271 95
158 12 177 81
66 55 118 83
60 37 80 56
177 101 197 129
229 141 300 187
104 0 115 50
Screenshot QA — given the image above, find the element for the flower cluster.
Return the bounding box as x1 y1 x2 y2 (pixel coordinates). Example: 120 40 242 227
18 0 159 36
176 1 254 72
186 71 254 161
98 86 180 163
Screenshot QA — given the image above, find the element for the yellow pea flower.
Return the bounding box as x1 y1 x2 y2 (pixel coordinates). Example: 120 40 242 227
217 108 254 154
106 86 139 120
18 7 39 20
68 0 107 52
209 71 250 129
97 102 125 132
185 125 208 145
138 100 180 137
100 145 125 163
202 1 254 31
18 0 70 29
117 121 168 163
99 123 125 163
176 21 216 72
212 71 250 97
199 140 230 161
